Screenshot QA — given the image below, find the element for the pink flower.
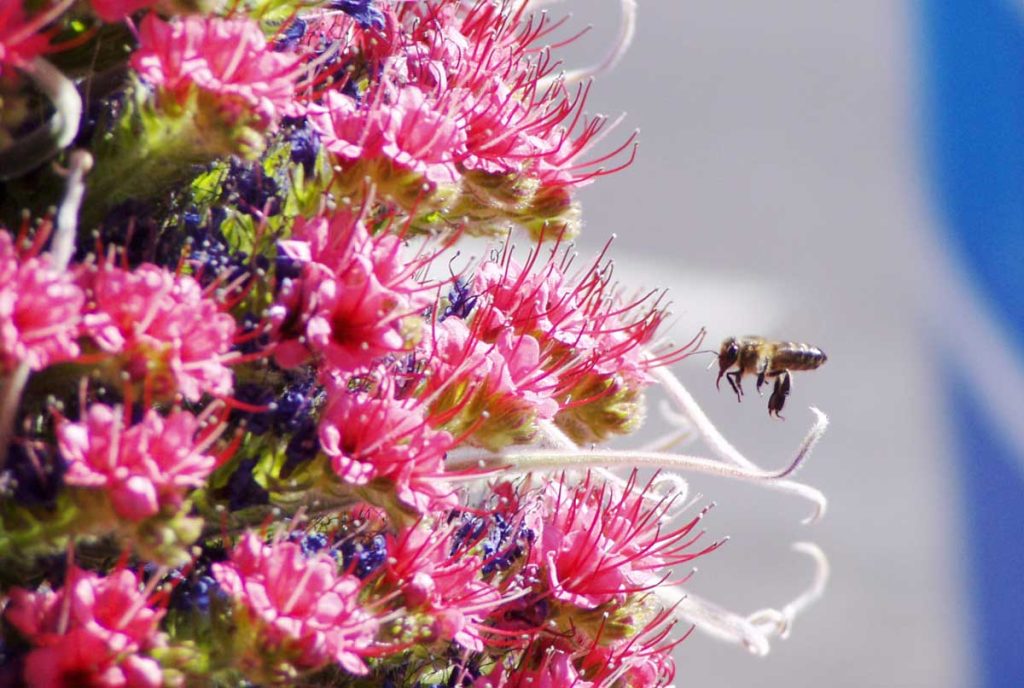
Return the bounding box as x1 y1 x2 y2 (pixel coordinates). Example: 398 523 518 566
131 15 299 129
421 318 558 448
212 532 378 675
81 263 236 401
318 388 455 512
473 652 592 688
90 0 155 23
0 231 83 372
57 404 216 521
385 523 502 651
536 474 722 610
400 3 633 189
0 4 53 76
578 627 679 688
472 257 587 344
270 211 429 373
309 86 466 184
5 567 164 688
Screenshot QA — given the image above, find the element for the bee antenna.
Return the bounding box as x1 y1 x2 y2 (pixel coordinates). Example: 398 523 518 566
691 349 719 358
686 349 720 370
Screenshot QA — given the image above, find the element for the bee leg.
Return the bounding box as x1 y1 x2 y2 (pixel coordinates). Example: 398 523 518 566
726 370 744 401
768 371 791 418
756 370 767 396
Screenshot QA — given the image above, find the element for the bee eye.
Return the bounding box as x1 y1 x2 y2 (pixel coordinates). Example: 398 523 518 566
728 343 738 356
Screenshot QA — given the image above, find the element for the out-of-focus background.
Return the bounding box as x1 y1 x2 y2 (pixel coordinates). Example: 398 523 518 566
556 1 1024 686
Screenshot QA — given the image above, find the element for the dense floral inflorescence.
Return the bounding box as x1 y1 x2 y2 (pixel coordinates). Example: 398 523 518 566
0 1 829 686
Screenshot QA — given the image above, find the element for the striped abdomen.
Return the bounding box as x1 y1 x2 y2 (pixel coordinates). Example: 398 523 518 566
769 342 827 372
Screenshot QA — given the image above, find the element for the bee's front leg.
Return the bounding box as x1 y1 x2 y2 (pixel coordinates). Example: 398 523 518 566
768 371 791 418
726 370 744 401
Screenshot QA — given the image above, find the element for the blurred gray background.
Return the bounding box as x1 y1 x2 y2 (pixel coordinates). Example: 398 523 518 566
559 1 970 686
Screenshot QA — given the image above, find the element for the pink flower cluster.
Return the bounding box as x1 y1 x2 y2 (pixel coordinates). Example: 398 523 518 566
384 523 502 651
0 230 83 373
57 404 216 521
0 2 747 686
318 385 455 512
534 474 721 610
132 14 300 130
212 532 378 675
414 242 676 448
0 4 54 75
303 3 630 192
82 262 237 401
5 567 165 688
90 0 156 23
271 210 429 374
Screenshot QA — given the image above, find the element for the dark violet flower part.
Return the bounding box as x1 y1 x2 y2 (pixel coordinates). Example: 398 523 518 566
340 76 364 102
449 511 533 574
233 382 275 435
235 312 270 356
282 419 319 474
331 0 386 30
340 533 388 578
440 277 478 321
183 209 252 287
5 443 65 510
273 18 306 52
0 637 27 687
450 513 488 556
273 379 319 433
224 158 281 217
392 353 423 398
225 458 270 511
288 532 330 557
89 200 183 268
170 574 224 613
275 243 305 281
287 120 320 175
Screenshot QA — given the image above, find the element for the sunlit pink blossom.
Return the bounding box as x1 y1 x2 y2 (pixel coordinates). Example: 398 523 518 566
212 532 378 675
425 317 565 440
5 567 164 688
271 211 429 372
473 651 592 688
0 4 52 75
536 474 722 609
132 15 300 129
385 523 501 651
318 388 455 512
0 231 83 372
309 86 466 184
400 2 634 189
57 404 216 521
81 263 236 401
90 0 155 23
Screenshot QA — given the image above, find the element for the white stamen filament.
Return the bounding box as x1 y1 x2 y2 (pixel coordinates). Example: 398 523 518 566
447 406 828 521
23 57 82 150
656 542 830 656
649 364 830 523
538 0 638 86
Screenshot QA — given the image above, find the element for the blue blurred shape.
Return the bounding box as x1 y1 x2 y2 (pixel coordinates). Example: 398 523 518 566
920 1 1024 686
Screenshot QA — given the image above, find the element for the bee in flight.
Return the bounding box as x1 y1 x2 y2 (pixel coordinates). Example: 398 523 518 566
716 336 827 417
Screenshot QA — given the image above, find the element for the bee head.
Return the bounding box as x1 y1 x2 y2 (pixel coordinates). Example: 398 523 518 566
716 337 740 389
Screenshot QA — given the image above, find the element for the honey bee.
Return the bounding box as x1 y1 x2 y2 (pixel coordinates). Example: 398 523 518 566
716 336 827 417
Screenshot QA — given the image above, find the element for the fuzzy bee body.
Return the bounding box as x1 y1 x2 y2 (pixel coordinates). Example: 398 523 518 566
716 336 827 418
